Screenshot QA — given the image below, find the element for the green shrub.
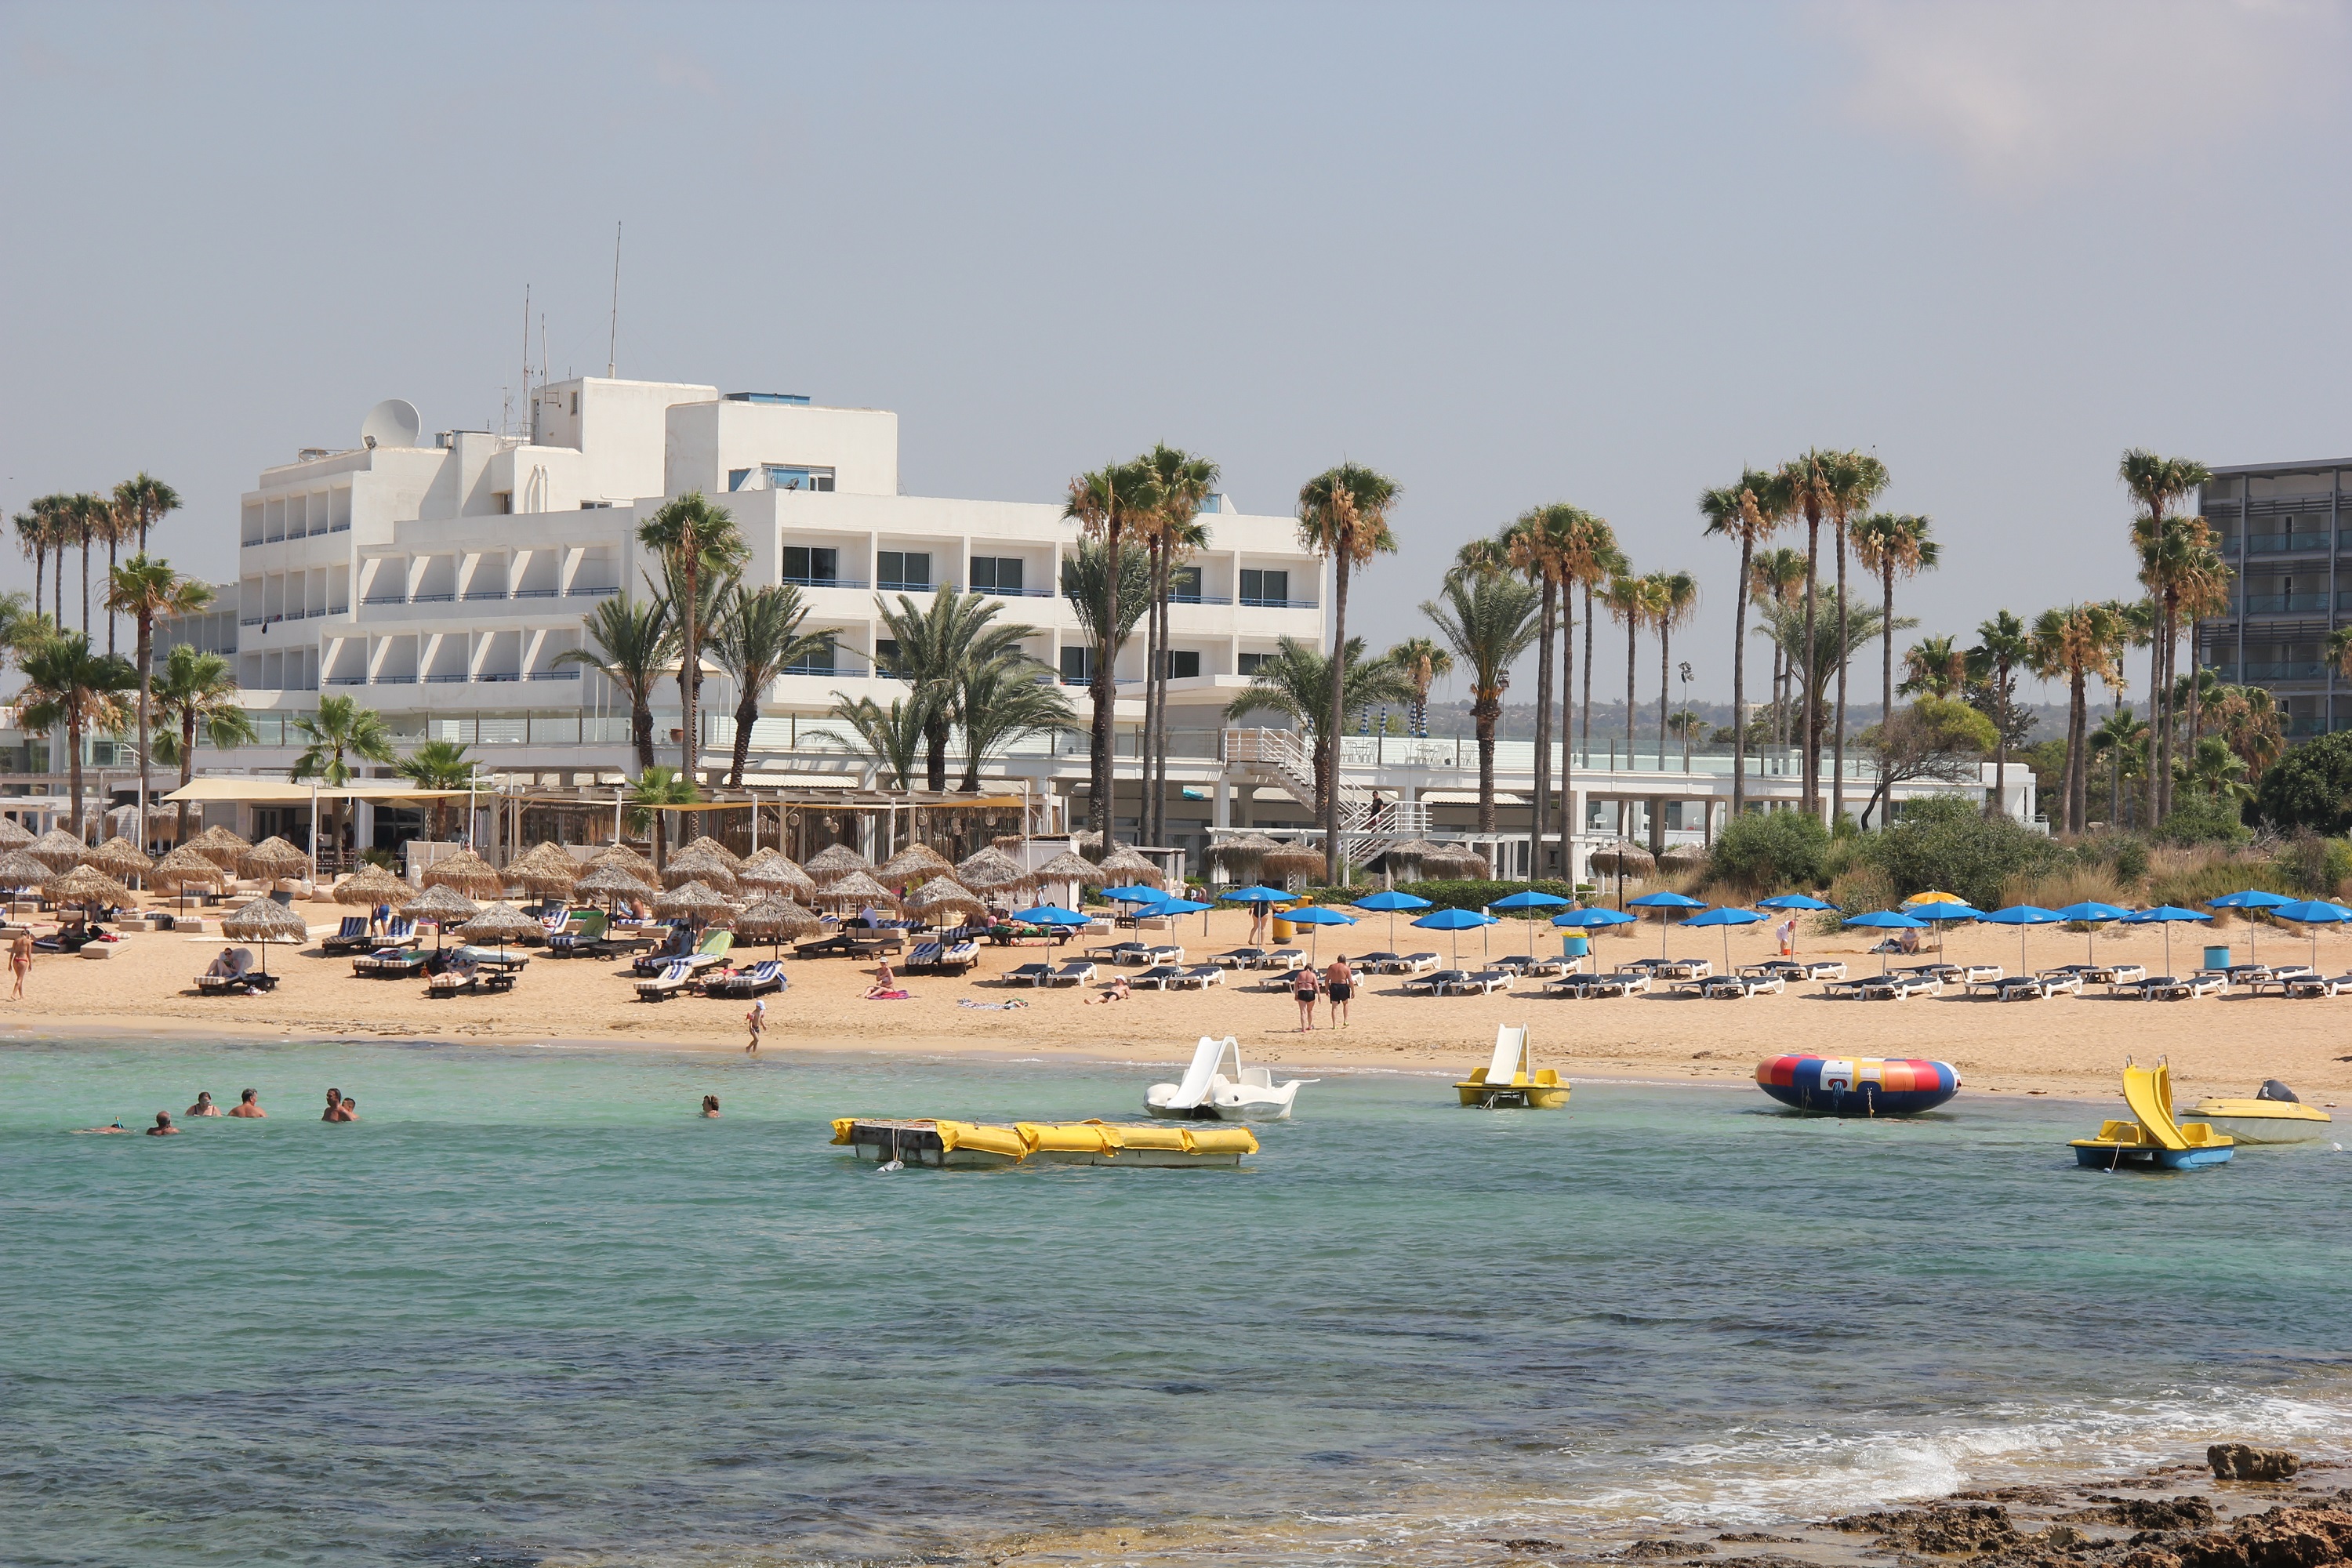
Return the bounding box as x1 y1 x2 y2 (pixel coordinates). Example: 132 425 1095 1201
2109 836 2151 883
2272 835 2352 899
1817 866 1896 931
2155 789 2252 846
2252 731 2352 834
1862 793 2063 911
1706 810 1831 895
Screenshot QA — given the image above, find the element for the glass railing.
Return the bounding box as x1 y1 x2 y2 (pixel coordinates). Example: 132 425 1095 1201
2243 532 2332 554
2239 594 2330 613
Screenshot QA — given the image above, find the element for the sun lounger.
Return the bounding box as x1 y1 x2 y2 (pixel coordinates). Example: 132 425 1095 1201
1654 957 1713 980
1403 968 1466 995
194 948 273 994
1142 943 1184 965
2129 972 2226 1000
1004 962 1052 986
548 910 609 956
635 957 695 1001
1210 947 1266 969
2245 964 2317 995
1956 963 2003 985
1442 970 1512 994
705 960 787 998
930 940 979 975
2281 971 2352 997
1991 975 2055 1000
1132 965 1189 989
428 956 483 996
1259 948 1303 971
1354 950 1401 970
633 927 698 973
1752 958 1844 982
1385 952 1441 975
1045 960 1096 986
1699 971 1783 998
352 946 430 978
1522 953 1570 976
1860 974 1942 1000
1171 964 1224 989
1490 955 1535 975
793 931 866 959
318 916 371 955
906 941 942 968
1087 941 1151 965
1573 971 1653 998
2085 963 2147 988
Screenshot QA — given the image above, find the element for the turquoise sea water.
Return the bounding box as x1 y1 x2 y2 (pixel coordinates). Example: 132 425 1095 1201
2 1037 2348 1567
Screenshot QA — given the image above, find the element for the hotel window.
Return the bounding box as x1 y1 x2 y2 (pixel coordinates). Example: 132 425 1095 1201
878 551 932 592
875 638 902 677
1171 564 1204 601
730 464 837 492
1161 649 1201 679
1237 652 1269 675
784 639 836 675
1060 646 1094 682
781 546 838 586
970 555 1025 594
1240 568 1289 605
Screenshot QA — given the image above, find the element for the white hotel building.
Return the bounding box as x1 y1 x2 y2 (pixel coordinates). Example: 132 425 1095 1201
127 376 2030 877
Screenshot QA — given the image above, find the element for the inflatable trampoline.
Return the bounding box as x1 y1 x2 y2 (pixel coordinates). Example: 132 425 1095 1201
1755 1055 1960 1116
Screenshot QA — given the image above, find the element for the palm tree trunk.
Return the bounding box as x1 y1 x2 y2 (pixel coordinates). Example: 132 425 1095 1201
632 694 655 773
1145 538 1168 848
136 612 153 843
79 536 90 639
1532 578 1555 860
1991 664 2009 821
177 710 197 844
1731 539 1751 816
1831 521 1849 826
1090 523 1122 842
1624 614 1638 749
1657 624 1671 765
1800 515 1820 815
1881 563 1896 729
2069 670 2088 834
32 550 42 626
679 564 699 780
1323 557 1351 885
1476 707 1497 833
1581 584 1595 746
729 691 758 788
67 716 85 840
106 535 118 657
1559 581 1576 877
2160 593 2179 814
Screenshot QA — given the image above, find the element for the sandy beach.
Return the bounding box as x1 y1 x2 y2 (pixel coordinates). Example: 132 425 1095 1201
16 900 2351 1107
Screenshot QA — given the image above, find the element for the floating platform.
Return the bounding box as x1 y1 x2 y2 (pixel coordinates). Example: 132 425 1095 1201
1755 1056 1959 1115
831 1117 1258 1168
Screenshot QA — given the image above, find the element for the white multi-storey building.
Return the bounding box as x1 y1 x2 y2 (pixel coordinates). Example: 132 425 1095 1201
184 377 1327 745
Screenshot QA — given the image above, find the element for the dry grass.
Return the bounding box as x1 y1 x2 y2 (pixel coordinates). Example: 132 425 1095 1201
2000 864 2129 912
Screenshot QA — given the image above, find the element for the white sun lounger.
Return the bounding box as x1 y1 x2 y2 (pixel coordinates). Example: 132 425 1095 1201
634 957 695 1001
1386 952 1441 974
1440 970 1512 995
1403 969 1465 995
1046 960 1097 986
1004 962 1052 986
1699 972 1783 998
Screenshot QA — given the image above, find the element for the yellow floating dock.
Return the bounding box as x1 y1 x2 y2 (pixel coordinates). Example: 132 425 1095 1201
831 1117 1258 1168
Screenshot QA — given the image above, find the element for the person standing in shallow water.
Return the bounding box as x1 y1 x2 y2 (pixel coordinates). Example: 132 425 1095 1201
10 930 29 999
228 1088 266 1118
745 999 764 1054
322 1088 347 1122
187 1092 220 1116
701 1095 720 1117
147 1112 178 1136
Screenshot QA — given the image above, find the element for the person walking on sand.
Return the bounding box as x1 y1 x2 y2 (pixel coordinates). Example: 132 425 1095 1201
745 998 765 1054
187 1091 220 1117
10 930 30 999
228 1088 266 1118
1291 963 1320 1031
1325 954 1354 1028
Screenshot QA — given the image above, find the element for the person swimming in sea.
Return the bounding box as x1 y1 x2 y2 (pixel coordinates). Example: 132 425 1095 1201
147 1112 179 1136
701 1094 720 1118
227 1088 265 1118
72 1118 130 1134
187 1091 220 1117
334 1096 358 1122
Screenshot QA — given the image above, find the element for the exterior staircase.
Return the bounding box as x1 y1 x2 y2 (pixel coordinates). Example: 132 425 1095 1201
1224 728 1431 868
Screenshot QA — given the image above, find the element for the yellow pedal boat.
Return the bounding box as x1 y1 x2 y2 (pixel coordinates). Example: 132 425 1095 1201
831 1117 1258 1168
2183 1080 2333 1144
1454 1025 1570 1109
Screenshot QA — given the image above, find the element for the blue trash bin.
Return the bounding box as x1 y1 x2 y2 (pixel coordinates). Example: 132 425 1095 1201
2203 944 2230 971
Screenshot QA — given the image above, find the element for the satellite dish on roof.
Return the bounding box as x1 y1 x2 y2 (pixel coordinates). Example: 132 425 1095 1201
359 398 422 450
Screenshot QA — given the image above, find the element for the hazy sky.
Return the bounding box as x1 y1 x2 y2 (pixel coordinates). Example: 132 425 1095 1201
5 1 2350 712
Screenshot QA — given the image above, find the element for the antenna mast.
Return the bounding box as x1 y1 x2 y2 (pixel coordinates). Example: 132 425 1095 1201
607 220 622 378
517 283 531 441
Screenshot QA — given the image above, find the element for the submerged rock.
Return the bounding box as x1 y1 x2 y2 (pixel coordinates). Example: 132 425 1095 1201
1621 1541 1713 1559
2172 1506 2352 1568
2209 1447 2302 1483
1828 1504 2024 1554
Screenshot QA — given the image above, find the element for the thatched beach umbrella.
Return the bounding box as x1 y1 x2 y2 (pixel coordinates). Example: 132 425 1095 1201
506 841 583 895
332 863 410 908
954 844 1032 895
733 895 820 953
459 902 547 958
654 879 734 924
1208 833 1283 878
1096 844 1166 889
421 848 509 900
677 834 743 871
45 864 132 916
241 836 312 883
220 895 307 974
903 875 985 926
187 825 252 868
878 841 954 887
1588 841 1655 878
575 862 658 910
1029 850 1097 906
811 869 897 912
401 884 481 948
804 842 873 886
661 844 739 894
1660 843 1708 868
150 845 227 907
593 843 660 884
0 850 49 891
1421 845 1492 879
29 827 91 871
88 836 154 880
1259 844 1325 884
0 817 33 849
739 849 817 902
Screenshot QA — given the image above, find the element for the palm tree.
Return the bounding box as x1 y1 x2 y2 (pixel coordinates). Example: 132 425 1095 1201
1850 513 1937 728
1603 573 1655 750
19 634 135 840
558 596 677 771
22 495 74 626
873 586 1039 792
2027 602 2121 835
1062 461 1157 840
1748 546 1807 745
2089 706 2147 829
1646 570 1699 768
1898 636 1967 699
151 645 256 844
1296 463 1401 883
626 765 699 868
1386 635 1452 735
1421 568 1540 832
1700 470 1784 814
1822 452 1889 822
2119 448 2213 821
1222 637 1414 822
710 584 830 788
292 695 397 864
1138 445 1218 848
2209 682 2285 780
2331 626 2352 682
1965 612 2031 820
822 695 927 793
96 494 132 656
956 652 1075 791
1503 508 1563 853
104 554 212 836
114 473 180 554
65 492 110 641
13 508 47 619
395 739 475 842
1778 452 1833 812
636 492 746 779
1757 591 1911 764
1567 520 1622 757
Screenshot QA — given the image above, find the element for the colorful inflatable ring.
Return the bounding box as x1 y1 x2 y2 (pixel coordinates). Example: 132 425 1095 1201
1755 1055 1960 1115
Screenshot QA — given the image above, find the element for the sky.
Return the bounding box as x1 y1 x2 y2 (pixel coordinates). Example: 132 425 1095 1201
4 0 2350 713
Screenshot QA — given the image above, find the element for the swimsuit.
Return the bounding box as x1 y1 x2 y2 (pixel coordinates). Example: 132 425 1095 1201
1329 980 1352 1001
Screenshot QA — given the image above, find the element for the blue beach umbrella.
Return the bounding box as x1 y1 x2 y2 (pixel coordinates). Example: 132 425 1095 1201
2208 888 2296 964
1010 904 1091 927
2122 905 2215 978
1846 908 1928 974
1679 904 1763 969
1552 905 1635 971
1906 901 1983 960
1756 893 1836 911
1283 902 1356 964
1218 885 1293 904
2267 898 2352 971
1143 895 1214 937
1976 904 2064 974
1101 885 1165 904
2048 900 2132 967
1628 888 1706 957
1352 887 1431 948
1412 905 1499 967
1490 889 1570 909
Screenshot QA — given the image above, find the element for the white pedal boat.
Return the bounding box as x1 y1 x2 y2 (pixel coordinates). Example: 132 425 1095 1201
1145 1035 1316 1121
